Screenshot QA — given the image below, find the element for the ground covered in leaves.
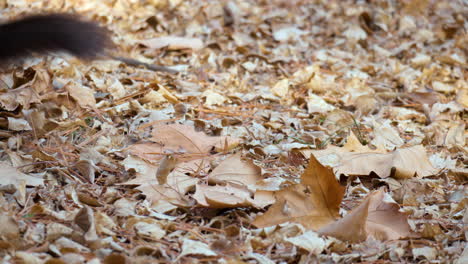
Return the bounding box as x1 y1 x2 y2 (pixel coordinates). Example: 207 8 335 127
0 0 466 263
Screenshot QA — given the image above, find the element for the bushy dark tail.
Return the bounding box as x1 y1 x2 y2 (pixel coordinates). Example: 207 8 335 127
0 13 110 61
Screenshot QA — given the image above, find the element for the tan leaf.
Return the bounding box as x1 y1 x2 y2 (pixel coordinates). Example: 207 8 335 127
444 122 465 148
301 132 384 165
0 69 50 110
405 91 441 106
208 153 262 186
128 143 164 163
311 144 437 178
0 161 43 189
271 79 289 97
122 155 200 211
140 36 204 50
319 195 369 243
193 183 257 208
0 214 20 241
74 206 98 242
370 121 404 150
203 90 227 106
95 211 117 236
7 117 31 131
284 231 327 254
74 159 97 183
456 87 468 108
129 124 239 162
177 238 217 260
156 155 178 184
319 189 412 242
391 145 439 178
126 217 166 241
138 182 192 212
252 190 276 208
253 155 345 230
123 156 201 191
343 132 383 153
65 81 96 108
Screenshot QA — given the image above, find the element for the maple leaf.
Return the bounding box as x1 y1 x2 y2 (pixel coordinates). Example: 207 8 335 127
253 154 345 230
319 189 413 242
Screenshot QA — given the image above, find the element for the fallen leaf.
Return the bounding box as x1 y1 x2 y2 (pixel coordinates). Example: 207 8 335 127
311 144 437 178
130 124 239 163
193 183 258 208
140 36 204 50
319 189 412 242
0 161 43 189
284 231 327 254
138 182 192 212
412 246 437 261
7 117 31 131
306 93 335 113
178 239 217 259
208 153 262 186
203 90 228 106
156 155 178 184
273 26 304 42
133 221 166 241
0 214 20 248
271 79 289 97
370 120 404 150
65 81 96 108
74 206 98 242
253 155 345 230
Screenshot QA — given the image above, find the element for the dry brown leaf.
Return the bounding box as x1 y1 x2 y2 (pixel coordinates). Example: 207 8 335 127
253 155 345 230
7 117 31 131
140 36 204 50
0 68 50 111
126 217 166 241
271 79 289 97
64 81 96 108
123 156 202 189
193 183 257 208
444 122 465 148
138 182 192 212
127 143 165 164
74 206 98 242
343 132 382 153
156 155 178 184
0 87 40 111
391 145 439 179
208 153 262 186
123 155 202 211
203 90 228 106
319 195 369 243
0 161 43 189
456 88 468 108
149 124 239 154
370 121 404 150
319 189 412 242
74 160 97 183
130 124 239 163
405 92 441 106
95 211 117 236
312 144 437 178
0 214 20 248
177 238 217 259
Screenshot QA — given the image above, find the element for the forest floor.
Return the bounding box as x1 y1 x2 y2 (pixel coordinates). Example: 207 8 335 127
0 0 466 263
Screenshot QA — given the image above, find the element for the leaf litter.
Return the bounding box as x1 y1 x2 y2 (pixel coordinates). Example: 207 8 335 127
0 0 466 263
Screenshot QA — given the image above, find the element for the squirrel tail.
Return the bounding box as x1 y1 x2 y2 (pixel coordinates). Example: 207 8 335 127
0 13 110 61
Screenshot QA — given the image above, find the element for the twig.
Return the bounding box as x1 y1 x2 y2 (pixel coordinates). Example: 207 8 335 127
111 55 180 74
